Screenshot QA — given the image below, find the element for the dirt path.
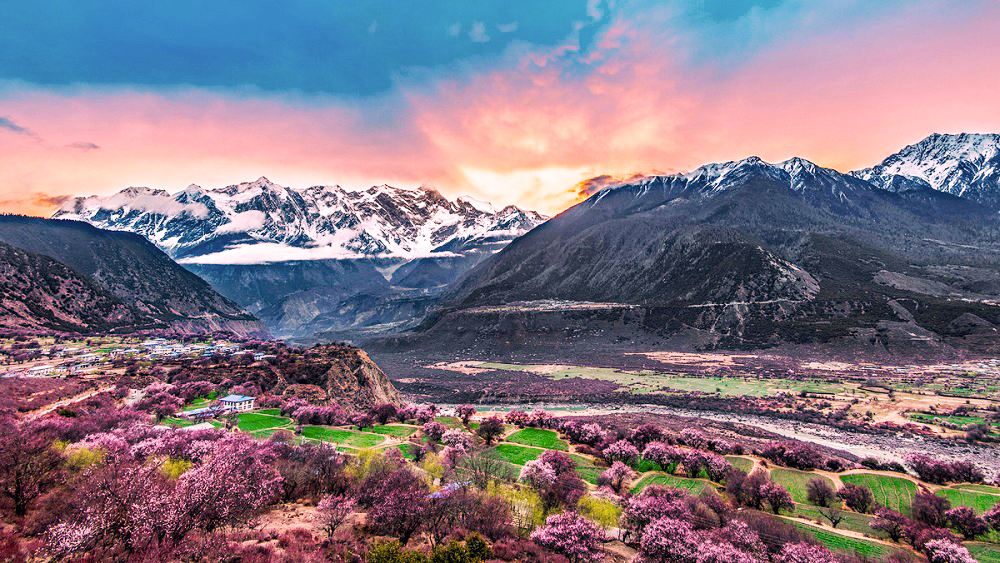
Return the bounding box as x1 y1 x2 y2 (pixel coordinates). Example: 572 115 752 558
25 386 108 420
775 514 911 552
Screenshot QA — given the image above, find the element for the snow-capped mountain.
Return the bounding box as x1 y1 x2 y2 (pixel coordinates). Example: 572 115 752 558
54 177 547 263
589 155 874 212
853 133 1000 208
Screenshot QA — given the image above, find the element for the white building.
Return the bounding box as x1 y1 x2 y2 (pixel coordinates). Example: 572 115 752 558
218 394 255 412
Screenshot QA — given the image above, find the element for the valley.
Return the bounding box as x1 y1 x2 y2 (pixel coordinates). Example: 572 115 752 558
2 133 999 562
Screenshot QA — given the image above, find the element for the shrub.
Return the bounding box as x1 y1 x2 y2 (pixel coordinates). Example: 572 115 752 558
777 542 840 563
805 477 836 507
642 442 683 473
759 441 821 470
871 508 908 542
465 534 491 561
423 421 447 443
838 483 875 513
628 424 664 448
456 405 477 426
945 506 987 539
912 492 950 527
367 539 428 563
985 504 1000 530
597 461 635 494
476 416 504 446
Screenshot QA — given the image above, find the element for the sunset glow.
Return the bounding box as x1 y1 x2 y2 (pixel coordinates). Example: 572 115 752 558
2 1 999 216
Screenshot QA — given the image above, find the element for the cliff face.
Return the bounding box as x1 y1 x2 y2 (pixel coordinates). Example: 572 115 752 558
162 343 401 410
276 344 400 408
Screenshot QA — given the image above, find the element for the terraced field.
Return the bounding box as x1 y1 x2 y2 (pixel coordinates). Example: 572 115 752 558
791 523 896 559
937 486 1000 514
794 504 875 536
300 426 385 448
237 412 293 433
771 468 835 505
490 443 603 484
840 473 917 515
477 362 845 396
161 416 196 428
493 443 542 465
726 455 754 473
968 542 1000 563
632 473 713 495
506 428 568 451
370 424 418 438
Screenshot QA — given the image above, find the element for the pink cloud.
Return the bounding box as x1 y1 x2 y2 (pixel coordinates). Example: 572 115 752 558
1 2 998 217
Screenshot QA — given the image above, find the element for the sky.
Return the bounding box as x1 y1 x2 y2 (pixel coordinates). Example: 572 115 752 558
1 0 999 216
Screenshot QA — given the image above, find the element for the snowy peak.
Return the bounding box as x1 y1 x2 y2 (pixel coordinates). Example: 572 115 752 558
54 179 547 264
853 133 1000 208
597 155 866 205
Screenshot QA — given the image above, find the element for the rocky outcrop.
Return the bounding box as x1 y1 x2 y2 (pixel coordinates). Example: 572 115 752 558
270 345 401 408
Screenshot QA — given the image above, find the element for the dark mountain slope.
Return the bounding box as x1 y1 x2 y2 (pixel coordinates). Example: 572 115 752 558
0 241 140 334
0 216 265 337
385 158 1000 354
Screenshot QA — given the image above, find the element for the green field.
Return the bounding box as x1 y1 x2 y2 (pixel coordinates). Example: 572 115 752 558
632 473 713 495
840 473 917 515
572 455 602 485
370 424 418 438
250 428 296 440
506 428 568 451
477 362 844 397
435 416 465 428
300 426 385 448
726 456 754 473
635 458 665 473
771 468 835 505
794 504 875 536
257 408 281 415
492 443 542 465
937 487 1000 514
398 443 419 460
161 416 196 428
967 542 1000 563
181 397 211 412
237 412 293 432
491 444 603 484
791 522 896 558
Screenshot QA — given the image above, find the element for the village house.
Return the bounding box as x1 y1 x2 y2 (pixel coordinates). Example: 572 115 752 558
218 394 255 412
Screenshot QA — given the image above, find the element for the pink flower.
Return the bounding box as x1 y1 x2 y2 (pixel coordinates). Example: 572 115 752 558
776 542 840 563
531 511 606 562
924 539 977 563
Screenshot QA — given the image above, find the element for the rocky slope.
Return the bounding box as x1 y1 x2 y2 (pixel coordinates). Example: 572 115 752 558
55 178 546 339
164 343 400 409
0 241 140 334
383 155 1000 355
0 216 265 337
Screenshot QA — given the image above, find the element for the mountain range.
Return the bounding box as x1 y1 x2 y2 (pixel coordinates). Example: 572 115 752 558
0 216 264 336
49 133 1000 352
54 179 546 339
381 134 1000 357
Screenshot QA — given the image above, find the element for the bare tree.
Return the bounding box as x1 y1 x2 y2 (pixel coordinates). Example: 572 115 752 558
460 451 515 488
818 506 845 528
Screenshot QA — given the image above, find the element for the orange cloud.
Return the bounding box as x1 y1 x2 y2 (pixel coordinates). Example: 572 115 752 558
1 3 998 218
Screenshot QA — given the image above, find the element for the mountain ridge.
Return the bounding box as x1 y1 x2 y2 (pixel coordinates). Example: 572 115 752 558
0 215 265 337
54 177 547 263
380 149 1000 356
